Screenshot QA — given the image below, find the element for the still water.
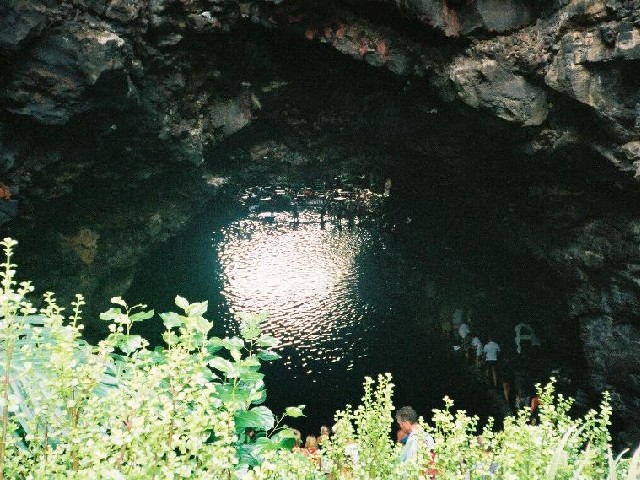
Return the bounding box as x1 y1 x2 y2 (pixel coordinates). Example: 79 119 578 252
128 206 488 435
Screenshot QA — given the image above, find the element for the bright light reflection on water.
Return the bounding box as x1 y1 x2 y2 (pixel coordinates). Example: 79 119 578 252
128 203 491 432
218 210 375 379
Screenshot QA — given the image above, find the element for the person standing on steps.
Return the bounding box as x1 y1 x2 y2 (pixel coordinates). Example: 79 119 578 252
483 336 501 387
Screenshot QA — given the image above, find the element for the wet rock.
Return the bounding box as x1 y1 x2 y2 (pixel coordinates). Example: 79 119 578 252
545 29 640 132
104 0 145 23
450 57 549 125
0 0 50 51
157 32 184 47
616 26 640 61
563 0 608 24
353 0 533 35
581 315 640 445
0 200 18 226
210 98 252 137
2 22 132 124
475 0 533 32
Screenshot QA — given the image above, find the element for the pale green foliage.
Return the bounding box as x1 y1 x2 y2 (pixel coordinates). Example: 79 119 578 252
323 373 408 479
319 360 640 480
422 379 638 480
0 238 315 479
0 237 639 479
428 396 487 478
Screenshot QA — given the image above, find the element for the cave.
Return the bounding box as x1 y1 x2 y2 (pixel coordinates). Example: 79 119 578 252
2 0 640 447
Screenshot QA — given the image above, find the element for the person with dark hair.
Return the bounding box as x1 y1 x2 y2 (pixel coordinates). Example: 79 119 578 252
395 406 434 463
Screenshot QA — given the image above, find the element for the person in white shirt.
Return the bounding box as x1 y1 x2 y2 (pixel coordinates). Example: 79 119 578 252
483 336 501 387
396 406 435 464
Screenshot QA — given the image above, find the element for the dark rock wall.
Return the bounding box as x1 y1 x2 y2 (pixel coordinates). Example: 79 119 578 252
1 0 640 444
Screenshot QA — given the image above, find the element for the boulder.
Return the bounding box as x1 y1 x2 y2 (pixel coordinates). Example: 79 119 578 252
450 57 549 125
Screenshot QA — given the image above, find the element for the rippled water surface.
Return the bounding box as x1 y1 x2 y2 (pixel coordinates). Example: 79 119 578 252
219 211 377 378
130 206 487 433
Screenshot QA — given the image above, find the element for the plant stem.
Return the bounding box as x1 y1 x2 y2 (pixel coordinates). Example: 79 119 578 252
0 344 12 480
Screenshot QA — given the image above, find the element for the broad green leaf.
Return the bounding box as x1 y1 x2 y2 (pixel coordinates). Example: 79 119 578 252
110 296 127 308
118 335 144 355
241 324 260 341
236 444 261 468
186 301 208 317
242 356 261 368
175 295 189 311
227 363 242 378
272 428 298 450
256 334 279 348
234 406 275 432
159 312 182 329
192 315 212 336
250 388 267 405
252 436 283 454
230 348 242 363
207 336 224 347
130 310 154 323
284 405 305 418
238 313 263 340
208 357 234 373
222 337 245 350
215 384 250 405
99 307 121 322
204 341 223 356
238 370 264 383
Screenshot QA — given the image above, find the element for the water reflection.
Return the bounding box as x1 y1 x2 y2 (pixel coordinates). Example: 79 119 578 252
218 210 375 378
128 201 492 433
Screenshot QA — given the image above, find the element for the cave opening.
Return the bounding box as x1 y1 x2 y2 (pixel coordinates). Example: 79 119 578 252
3 2 640 445
121 24 640 435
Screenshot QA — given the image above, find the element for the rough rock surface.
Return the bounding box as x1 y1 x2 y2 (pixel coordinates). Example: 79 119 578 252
1 0 640 445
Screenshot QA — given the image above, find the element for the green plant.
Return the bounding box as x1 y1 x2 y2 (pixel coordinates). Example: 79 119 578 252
0 238 315 478
1 236 640 479
428 396 488 478
324 373 408 479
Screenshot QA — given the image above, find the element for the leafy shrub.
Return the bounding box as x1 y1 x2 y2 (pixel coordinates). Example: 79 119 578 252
323 373 408 479
0 238 314 479
0 237 639 479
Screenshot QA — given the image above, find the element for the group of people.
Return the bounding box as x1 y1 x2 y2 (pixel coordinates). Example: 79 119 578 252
288 425 329 470
445 308 543 421
447 309 504 389
280 406 434 476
